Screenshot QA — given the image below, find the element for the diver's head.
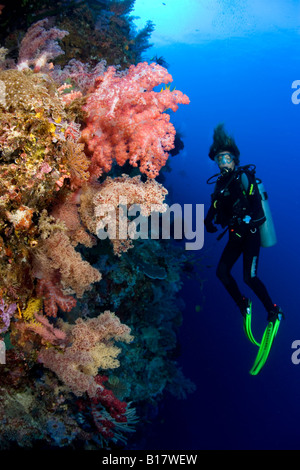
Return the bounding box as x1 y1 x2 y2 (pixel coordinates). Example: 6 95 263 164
208 123 240 170
214 151 236 174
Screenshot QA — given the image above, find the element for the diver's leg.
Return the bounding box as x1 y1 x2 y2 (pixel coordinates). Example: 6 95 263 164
243 229 274 313
216 235 244 307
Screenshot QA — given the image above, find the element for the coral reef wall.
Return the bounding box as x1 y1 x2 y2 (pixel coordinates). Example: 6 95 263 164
0 1 194 449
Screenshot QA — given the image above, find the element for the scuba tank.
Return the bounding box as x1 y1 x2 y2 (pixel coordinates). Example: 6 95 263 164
256 180 277 247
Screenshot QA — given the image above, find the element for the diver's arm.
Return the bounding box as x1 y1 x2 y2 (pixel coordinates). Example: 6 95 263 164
204 204 218 233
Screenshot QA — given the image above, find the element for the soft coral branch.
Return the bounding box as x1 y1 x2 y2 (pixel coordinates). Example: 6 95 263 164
81 62 190 179
17 18 69 72
36 276 77 317
38 311 133 396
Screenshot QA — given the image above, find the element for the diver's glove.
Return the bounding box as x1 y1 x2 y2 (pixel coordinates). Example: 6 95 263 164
204 205 218 233
205 221 218 233
243 215 252 224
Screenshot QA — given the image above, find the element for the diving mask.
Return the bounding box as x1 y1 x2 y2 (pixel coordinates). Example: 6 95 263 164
214 153 234 166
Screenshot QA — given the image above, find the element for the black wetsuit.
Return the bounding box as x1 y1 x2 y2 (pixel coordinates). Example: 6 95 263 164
205 167 274 314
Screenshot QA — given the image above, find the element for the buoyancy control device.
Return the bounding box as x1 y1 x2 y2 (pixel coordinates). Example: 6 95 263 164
206 165 277 247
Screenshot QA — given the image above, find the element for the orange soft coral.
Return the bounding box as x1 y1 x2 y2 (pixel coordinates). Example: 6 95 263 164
92 174 168 256
50 191 96 248
81 62 190 179
35 231 101 299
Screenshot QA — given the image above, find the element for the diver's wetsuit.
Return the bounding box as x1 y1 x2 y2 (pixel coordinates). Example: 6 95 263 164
216 226 274 312
205 167 274 313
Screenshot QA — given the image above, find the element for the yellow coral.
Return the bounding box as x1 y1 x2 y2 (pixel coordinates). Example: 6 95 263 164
49 123 56 134
0 69 65 117
90 343 121 375
22 298 43 322
63 140 90 187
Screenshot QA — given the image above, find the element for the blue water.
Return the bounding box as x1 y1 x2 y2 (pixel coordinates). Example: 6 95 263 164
143 28 300 450
2 1 299 451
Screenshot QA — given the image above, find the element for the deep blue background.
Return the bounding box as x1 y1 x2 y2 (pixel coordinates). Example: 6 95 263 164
143 29 300 450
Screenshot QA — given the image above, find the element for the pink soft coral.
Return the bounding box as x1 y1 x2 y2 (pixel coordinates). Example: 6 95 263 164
15 313 67 346
36 231 101 299
17 18 69 72
38 311 133 397
81 62 190 179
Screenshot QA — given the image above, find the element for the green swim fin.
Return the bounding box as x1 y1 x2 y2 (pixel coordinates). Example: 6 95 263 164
243 300 260 347
249 315 282 376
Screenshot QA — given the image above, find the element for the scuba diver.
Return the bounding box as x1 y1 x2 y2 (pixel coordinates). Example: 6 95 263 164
204 123 284 374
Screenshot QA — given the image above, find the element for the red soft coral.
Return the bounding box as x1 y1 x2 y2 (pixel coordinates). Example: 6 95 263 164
81 62 190 179
90 375 128 440
36 276 77 317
